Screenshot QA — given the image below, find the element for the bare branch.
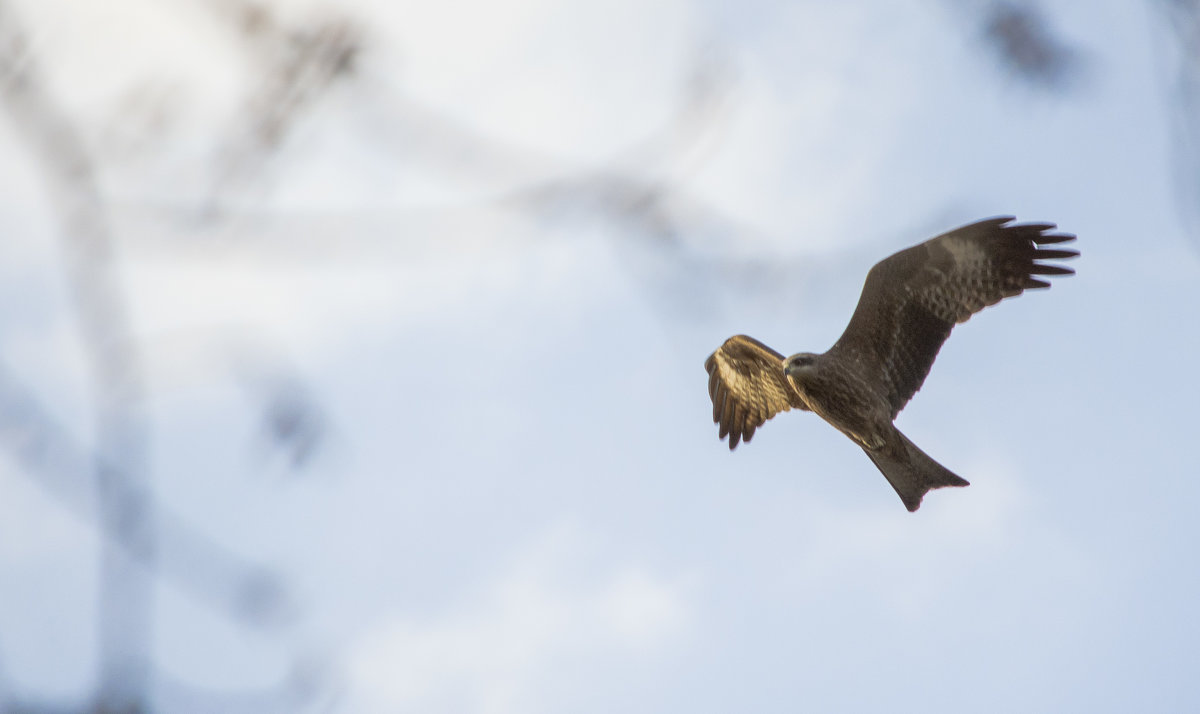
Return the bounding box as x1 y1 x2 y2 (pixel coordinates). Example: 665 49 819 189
978 1 1087 91
0 3 154 707
0 363 296 632
205 0 363 211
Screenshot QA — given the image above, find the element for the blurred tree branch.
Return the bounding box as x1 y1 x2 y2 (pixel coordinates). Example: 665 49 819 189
204 0 362 213
169 7 782 305
979 1 1085 90
0 2 154 708
0 363 295 629
1157 0 1200 244
0 2 323 711
944 0 1087 92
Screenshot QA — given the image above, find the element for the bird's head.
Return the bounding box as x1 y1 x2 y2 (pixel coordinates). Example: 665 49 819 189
783 353 819 379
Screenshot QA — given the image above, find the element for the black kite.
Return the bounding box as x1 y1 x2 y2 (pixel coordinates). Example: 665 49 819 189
705 216 1077 511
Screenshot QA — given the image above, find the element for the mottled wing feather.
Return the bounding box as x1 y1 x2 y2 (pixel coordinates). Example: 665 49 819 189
829 216 1077 417
705 335 807 450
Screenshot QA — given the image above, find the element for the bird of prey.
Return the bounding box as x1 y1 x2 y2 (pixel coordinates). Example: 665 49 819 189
704 216 1076 511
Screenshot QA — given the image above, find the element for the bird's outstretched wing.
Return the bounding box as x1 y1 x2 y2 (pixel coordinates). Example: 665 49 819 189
829 216 1077 417
705 335 808 449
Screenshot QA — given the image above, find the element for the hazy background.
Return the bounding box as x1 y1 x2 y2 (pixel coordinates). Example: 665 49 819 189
1 0 1198 712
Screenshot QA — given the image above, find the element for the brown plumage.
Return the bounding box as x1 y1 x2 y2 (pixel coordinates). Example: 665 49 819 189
704 216 1077 511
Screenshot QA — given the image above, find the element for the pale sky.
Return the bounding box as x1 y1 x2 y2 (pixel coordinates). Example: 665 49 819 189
1 1 1198 712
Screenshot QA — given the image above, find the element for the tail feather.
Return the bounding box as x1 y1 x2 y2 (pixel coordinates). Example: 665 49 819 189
864 429 969 512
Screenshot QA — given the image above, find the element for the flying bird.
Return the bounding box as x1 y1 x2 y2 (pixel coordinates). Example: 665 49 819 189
704 216 1077 511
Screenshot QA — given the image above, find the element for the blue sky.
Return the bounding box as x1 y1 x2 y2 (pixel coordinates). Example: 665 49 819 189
1 1 1198 712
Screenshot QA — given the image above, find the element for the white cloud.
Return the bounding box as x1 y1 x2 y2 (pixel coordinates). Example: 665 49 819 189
776 457 1050 618
366 0 699 163
346 523 691 714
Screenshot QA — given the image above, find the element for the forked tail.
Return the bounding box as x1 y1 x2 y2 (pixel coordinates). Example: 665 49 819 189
864 429 969 512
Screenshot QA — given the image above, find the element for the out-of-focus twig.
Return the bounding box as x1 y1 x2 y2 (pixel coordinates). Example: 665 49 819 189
0 359 298 668
198 0 749 251
138 16 780 310
1157 0 1200 246
0 4 318 711
231 351 329 473
981 1 1084 90
205 0 362 213
946 0 1086 91
0 3 153 709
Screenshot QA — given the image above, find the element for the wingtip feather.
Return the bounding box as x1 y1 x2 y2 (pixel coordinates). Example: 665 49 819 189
1032 248 1079 260
1030 264 1075 276
1033 232 1076 245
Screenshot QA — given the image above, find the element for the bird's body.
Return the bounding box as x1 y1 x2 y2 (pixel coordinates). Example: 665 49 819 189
705 216 1077 511
783 352 891 449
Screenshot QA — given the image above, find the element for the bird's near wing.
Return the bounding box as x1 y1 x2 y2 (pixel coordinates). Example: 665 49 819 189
829 216 1077 418
705 334 807 450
